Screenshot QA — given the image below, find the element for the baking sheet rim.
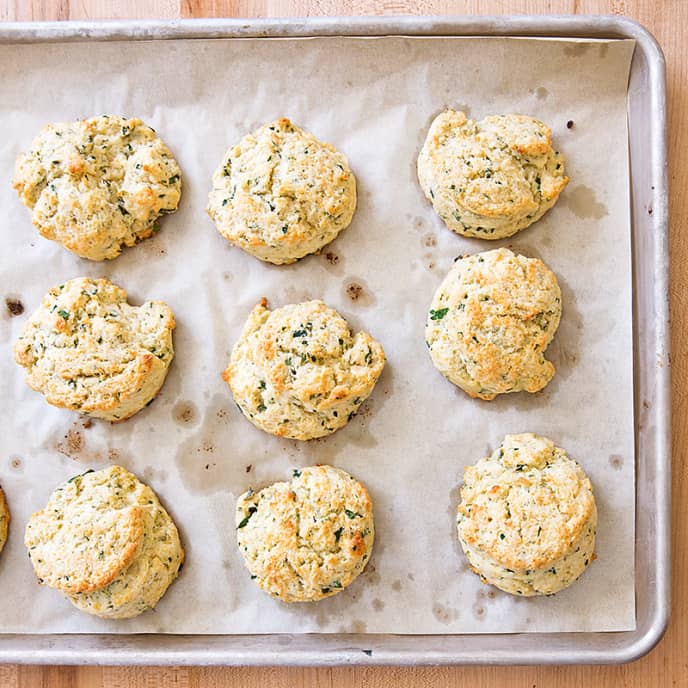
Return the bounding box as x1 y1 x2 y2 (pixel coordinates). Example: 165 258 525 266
0 14 670 665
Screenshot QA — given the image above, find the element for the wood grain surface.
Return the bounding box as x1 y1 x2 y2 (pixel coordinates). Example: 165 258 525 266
0 0 684 685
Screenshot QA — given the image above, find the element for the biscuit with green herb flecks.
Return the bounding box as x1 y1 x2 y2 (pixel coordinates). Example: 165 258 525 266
236 465 374 602
12 115 181 260
425 248 561 400
207 118 356 264
14 277 175 422
25 465 184 619
457 433 597 596
223 299 385 440
417 110 568 239
0 487 9 557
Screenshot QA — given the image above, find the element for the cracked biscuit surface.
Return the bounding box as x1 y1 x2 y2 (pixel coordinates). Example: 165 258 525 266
14 277 175 421
13 115 181 260
207 118 356 264
417 110 568 239
236 465 374 602
25 466 184 618
425 248 561 400
457 433 597 596
223 299 385 440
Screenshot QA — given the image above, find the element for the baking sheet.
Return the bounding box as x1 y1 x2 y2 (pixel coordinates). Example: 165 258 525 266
0 35 635 634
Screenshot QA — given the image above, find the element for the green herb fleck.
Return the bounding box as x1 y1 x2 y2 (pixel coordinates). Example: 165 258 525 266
237 506 258 529
67 469 94 483
57 309 70 320
429 308 448 321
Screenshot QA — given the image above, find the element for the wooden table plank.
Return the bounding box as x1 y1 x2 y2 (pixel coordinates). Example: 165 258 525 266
1 1 685 685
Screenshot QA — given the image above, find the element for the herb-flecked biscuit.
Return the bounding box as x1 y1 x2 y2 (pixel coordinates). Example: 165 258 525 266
207 118 356 264
457 433 597 596
25 466 184 619
14 277 175 421
0 487 9 557
425 248 561 400
417 110 568 239
223 299 385 440
236 465 374 602
12 115 181 260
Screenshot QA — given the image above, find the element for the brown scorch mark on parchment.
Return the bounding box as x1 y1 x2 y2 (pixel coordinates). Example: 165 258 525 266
57 429 83 456
5 297 24 316
346 282 363 300
343 277 375 307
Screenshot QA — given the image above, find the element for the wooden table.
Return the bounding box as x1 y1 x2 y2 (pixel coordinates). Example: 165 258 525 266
0 0 684 685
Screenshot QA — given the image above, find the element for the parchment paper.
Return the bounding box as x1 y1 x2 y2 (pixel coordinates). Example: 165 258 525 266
0 35 635 634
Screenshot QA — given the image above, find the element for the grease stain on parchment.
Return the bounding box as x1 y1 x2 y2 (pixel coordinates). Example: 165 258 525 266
473 602 486 619
174 393 253 495
432 603 459 625
54 418 106 465
609 454 624 470
173 400 199 426
564 43 591 57
561 185 608 219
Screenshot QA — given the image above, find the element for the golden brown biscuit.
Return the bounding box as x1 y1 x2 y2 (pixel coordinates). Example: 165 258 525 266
0 487 9 557
457 433 597 596
13 115 181 260
224 299 385 440
14 277 175 421
418 110 568 239
25 466 184 619
425 248 561 400
236 465 374 602
207 118 356 264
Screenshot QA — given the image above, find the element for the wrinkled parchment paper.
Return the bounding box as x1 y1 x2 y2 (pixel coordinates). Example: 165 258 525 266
0 36 635 634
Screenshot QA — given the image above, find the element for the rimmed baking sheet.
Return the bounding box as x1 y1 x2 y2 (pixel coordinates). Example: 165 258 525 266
0 15 669 664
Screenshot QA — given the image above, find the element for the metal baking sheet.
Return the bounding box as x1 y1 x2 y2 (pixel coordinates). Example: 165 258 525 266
0 15 669 664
